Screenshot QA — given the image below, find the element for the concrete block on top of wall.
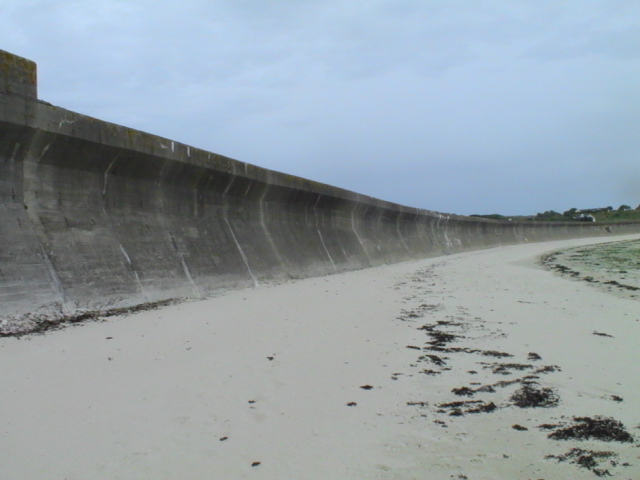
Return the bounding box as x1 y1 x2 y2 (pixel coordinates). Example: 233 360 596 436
0 50 37 99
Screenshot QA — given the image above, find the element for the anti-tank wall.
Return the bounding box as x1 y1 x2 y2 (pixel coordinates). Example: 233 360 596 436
2 50 639 320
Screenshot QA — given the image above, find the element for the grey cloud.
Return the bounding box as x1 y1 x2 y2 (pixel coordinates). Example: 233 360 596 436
1 0 638 214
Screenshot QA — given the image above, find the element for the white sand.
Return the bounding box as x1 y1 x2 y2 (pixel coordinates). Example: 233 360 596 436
1 234 639 480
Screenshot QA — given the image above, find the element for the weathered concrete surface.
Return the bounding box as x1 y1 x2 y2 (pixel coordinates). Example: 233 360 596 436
2 50 639 320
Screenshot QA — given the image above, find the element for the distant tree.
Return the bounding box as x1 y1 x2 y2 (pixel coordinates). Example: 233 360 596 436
470 214 507 220
534 210 563 221
563 208 577 216
636 204 640 210
606 206 614 211
618 205 631 211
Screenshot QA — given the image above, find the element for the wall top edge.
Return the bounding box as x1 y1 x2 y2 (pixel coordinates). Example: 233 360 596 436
3 51 634 227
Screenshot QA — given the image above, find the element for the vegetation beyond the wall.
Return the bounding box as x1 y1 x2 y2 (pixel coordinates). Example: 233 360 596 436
472 205 640 223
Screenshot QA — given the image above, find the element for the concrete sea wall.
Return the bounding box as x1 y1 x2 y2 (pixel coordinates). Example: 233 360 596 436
2 50 639 320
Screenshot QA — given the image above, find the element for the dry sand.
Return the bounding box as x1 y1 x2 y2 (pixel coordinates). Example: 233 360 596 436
1 234 639 479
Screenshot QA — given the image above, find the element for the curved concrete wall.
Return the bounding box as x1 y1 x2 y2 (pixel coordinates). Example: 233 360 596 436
2 50 639 318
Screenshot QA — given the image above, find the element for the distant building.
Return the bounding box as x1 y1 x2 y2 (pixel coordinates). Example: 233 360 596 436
574 214 596 222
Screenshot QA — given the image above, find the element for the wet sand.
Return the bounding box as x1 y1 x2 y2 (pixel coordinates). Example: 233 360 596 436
543 239 640 301
1 234 639 479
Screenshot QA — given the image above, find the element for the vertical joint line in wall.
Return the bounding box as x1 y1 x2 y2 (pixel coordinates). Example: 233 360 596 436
9 142 20 162
313 194 337 272
224 215 259 288
38 143 51 163
118 244 149 302
223 175 235 196
317 229 338 273
38 244 68 311
103 153 120 196
158 160 169 186
351 210 365 247
351 208 370 263
259 185 284 266
438 214 454 251
193 169 205 218
396 214 409 254
169 234 202 299
157 160 170 213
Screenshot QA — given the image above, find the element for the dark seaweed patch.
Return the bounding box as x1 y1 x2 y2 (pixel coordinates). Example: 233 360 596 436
451 387 475 397
481 350 514 358
547 416 635 443
483 362 534 375
491 378 523 388
603 280 640 291
510 383 559 408
466 401 497 414
427 331 460 345
534 365 561 374
546 448 618 477
538 423 562 430
426 346 478 354
2 298 182 337
437 400 497 416
419 354 447 366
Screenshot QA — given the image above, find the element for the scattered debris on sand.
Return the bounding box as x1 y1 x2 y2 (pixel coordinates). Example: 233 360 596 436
482 362 534 375
545 448 620 477
592 331 613 338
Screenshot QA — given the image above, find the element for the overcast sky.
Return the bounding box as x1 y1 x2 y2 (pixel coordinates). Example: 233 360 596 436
2 1 639 215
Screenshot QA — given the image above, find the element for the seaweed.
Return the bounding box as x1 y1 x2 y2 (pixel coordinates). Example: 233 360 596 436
481 350 514 358
510 383 559 408
483 362 534 375
451 387 475 397
426 346 478 354
1 298 182 337
546 448 618 477
547 416 635 443
437 400 497 416
419 354 447 366
538 423 562 430
467 401 497 414
533 365 561 374
593 331 613 338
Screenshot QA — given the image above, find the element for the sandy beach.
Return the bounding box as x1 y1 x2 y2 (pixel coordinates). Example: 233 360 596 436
1 234 639 480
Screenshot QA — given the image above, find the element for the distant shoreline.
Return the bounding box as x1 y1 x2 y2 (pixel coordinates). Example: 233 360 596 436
541 239 640 301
